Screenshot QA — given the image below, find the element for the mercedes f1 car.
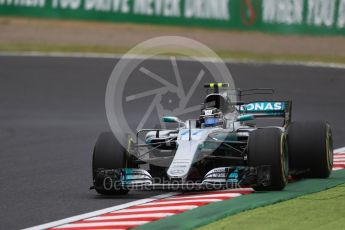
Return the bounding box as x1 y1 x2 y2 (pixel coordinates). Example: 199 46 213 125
91 83 333 195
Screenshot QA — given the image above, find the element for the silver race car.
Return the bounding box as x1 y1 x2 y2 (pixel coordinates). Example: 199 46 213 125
91 83 333 195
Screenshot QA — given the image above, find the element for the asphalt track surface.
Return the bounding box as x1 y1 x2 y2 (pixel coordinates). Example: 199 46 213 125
0 55 345 230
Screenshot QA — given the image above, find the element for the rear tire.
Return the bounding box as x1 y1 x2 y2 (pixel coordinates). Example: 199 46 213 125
248 128 288 191
288 121 333 178
92 132 134 195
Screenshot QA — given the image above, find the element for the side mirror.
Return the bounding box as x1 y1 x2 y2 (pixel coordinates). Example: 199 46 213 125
162 116 181 123
237 114 254 122
161 116 186 128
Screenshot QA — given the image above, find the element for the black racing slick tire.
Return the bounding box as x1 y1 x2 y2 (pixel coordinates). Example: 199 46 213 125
92 132 134 195
288 121 333 178
248 128 288 191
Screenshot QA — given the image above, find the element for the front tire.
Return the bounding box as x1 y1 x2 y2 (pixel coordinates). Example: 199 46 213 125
248 128 288 191
92 132 134 195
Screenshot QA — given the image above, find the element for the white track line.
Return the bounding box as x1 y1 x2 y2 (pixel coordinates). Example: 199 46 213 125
86 213 175 221
54 221 149 228
167 193 243 200
1 52 345 69
335 147 345 154
22 192 177 230
139 198 222 206
112 205 198 213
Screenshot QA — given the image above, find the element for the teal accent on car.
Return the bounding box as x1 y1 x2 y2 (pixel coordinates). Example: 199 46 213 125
237 114 255 122
227 168 239 183
123 168 133 183
162 116 179 123
240 102 286 113
146 138 153 144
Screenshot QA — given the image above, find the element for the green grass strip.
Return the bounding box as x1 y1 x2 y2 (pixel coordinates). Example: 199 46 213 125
198 183 345 230
135 170 345 230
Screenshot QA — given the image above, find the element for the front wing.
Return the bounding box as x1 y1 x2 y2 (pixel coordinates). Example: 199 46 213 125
92 166 270 191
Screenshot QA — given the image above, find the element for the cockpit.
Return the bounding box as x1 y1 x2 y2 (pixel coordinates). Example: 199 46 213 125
200 83 236 128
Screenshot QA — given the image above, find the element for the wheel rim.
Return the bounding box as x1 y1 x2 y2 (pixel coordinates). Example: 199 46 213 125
281 134 289 183
326 126 333 171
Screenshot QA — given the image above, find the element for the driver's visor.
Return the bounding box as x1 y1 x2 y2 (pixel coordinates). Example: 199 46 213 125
204 117 218 127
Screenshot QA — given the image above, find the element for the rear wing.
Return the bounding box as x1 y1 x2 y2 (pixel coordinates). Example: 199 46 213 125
238 101 292 126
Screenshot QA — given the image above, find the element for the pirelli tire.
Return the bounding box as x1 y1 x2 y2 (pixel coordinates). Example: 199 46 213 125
92 132 136 195
287 121 333 178
248 128 288 191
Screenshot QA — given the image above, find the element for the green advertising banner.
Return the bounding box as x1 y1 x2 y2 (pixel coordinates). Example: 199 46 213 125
0 0 345 35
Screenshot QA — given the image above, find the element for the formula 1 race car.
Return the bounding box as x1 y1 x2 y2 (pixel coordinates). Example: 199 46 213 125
91 83 333 195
